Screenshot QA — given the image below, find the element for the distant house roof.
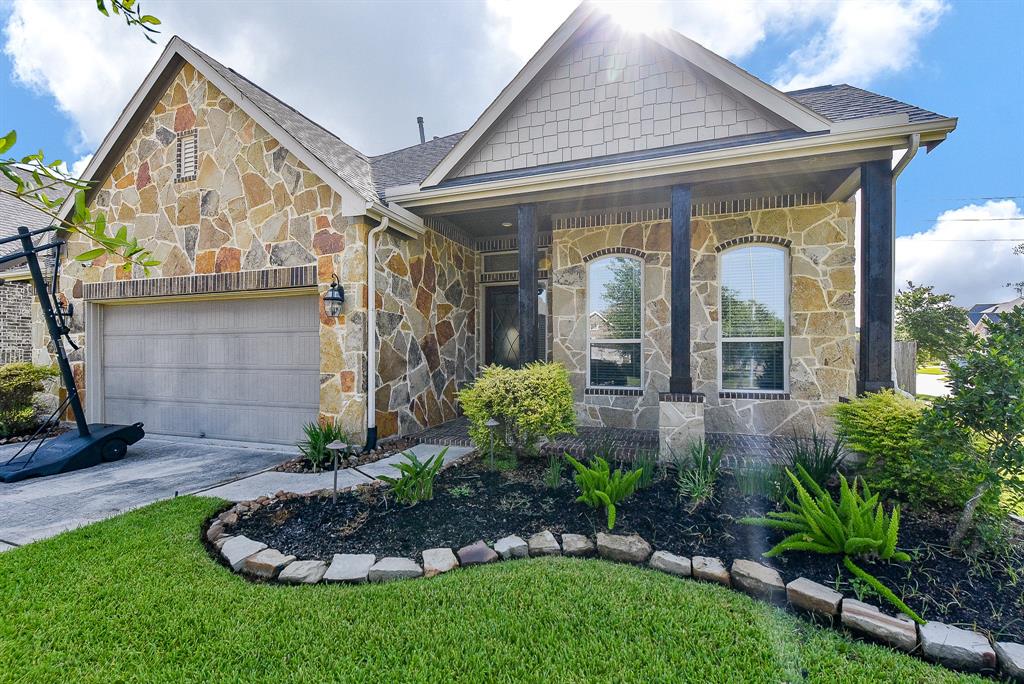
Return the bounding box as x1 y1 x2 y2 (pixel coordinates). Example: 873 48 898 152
787 84 947 124
970 297 1024 327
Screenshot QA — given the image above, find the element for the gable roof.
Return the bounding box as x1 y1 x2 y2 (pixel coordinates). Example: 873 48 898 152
421 3 834 187
788 84 946 124
370 132 465 196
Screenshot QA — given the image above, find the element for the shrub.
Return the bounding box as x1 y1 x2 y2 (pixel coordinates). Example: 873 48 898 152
673 439 723 511
831 389 978 510
297 417 348 471
741 465 921 623
781 429 845 488
924 306 1024 548
379 448 447 505
543 452 563 489
0 363 58 438
565 454 642 529
458 362 576 458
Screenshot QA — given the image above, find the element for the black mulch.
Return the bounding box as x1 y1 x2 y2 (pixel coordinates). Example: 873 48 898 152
0 423 68 445
228 456 1024 642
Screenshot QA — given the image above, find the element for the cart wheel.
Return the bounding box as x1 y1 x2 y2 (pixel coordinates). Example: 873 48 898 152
101 439 128 462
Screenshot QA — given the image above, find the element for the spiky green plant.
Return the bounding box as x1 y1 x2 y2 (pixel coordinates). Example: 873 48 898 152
378 448 447 505
565 454 643 529
633 448 659 489
781 428 846 489
543 452 564 489
740 465 922 623
296 418 348 471
672 439 724 510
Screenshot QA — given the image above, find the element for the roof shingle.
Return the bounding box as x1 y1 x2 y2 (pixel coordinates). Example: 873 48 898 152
787 84 947 124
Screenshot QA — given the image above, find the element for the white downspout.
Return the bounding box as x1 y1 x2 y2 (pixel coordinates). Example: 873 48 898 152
365 216 389 451
889 133 920 390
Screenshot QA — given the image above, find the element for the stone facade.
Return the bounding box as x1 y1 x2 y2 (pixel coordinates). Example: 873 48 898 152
454 25 783 178
550 200 856 436
0 281 32 364
658 397 705 455
39 64 368 437
373 229 478 439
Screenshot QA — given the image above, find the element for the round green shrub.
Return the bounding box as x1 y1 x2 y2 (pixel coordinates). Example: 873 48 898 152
0 363 58 438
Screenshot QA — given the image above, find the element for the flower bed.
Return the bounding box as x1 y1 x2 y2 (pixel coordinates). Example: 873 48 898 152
222 455 1023 643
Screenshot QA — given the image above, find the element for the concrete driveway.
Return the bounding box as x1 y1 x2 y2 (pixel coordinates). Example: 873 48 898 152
916 372 951 398
0 434 295 549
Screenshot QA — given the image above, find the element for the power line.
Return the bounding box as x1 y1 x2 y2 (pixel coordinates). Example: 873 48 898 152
933 217 1024 222
905 238 1024 242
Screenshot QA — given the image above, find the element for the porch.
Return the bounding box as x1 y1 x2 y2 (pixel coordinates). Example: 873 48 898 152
408 417 790 469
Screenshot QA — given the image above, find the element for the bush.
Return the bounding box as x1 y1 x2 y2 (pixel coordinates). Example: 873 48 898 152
741 465 921 623
781 429 845 488
565 454 642 529
297 417 348 470
831 389 978 510
0 363 58 438
674 439 723 511
379 448 447 505
458 362 576 457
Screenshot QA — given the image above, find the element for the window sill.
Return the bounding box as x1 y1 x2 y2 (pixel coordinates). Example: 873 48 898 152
719 391 791 400
584 387 644 397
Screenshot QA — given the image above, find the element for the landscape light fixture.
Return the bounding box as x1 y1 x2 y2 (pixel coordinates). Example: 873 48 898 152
323 273 345 318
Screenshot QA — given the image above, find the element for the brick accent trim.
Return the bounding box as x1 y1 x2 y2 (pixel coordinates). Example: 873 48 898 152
475 233 552 253
714 235 792 253
582 247 646 263
479 270 549 284
719 391 791 400
658 392 705 403
83 265 317 301
585 387 644 397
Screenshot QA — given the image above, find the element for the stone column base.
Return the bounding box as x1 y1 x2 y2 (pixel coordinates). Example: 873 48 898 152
658 393 705 459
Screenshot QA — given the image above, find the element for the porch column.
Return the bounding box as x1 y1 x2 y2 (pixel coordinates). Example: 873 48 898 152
517 203 538 366
669 185 693 394
858 159 895 394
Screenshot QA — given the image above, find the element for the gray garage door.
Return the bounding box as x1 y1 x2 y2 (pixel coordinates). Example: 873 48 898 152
101 294 320 445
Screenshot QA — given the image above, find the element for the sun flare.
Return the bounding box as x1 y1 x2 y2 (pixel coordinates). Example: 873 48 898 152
592 0 670 35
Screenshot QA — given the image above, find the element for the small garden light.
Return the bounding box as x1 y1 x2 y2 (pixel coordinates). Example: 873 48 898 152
323 274 345 318
484 418 500 466
326 439 351 503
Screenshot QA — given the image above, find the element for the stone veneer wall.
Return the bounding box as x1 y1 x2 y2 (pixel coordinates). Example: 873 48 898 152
551 200 856 435
373 229 478 439
0 281 32 364
38 64 368 437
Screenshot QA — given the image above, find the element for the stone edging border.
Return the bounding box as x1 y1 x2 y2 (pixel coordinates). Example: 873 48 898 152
204 516 1023 680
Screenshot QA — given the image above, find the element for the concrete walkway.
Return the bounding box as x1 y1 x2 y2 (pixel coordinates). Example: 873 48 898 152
0 434 295 547
916 372 951 398
198 443 474 502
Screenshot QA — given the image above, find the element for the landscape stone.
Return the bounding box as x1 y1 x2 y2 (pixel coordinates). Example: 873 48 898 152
213 535 233 550
731 559 785 602
422 548 459 577
920 621 996 672
456 541 498 566
596 533 651 563
205 520 225 543
561 534 595 557
278 560 328 584
527 530 561 557
242 548 296 579
368 557 423 582
994 642 1024 681
841 599 918 652
648 550 691 577
494 535 528 560
786 577 843 616
219 536 267 571
324 553 375 583
691 556 730 586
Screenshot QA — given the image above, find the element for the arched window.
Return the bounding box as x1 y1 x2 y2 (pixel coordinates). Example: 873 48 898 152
719 245 788 392
587 255 642 388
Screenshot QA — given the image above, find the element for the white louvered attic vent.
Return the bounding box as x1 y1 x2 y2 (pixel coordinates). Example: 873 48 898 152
175 130 198 182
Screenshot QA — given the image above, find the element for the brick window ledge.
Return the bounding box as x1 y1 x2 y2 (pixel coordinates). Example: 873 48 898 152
719 391 791 401
584 387 644 397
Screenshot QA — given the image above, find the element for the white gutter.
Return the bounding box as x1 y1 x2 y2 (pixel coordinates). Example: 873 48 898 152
888 133 920 388
364 216 389 451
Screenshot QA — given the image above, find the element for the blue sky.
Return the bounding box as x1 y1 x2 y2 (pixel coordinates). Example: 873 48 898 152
2 0 1021 304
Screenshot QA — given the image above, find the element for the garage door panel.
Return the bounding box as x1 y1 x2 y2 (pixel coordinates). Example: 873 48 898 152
101 295 320 445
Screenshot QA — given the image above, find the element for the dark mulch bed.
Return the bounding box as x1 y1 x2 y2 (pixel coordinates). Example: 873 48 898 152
274 438 416 473
0 422 69 445
229 455 1024 641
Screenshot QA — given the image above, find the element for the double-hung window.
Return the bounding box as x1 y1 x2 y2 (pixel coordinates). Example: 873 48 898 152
719 245 788 392
587 255 642 388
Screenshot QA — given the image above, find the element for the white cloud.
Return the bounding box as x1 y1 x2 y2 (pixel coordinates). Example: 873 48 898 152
773 0 948 91
895 200 1024 307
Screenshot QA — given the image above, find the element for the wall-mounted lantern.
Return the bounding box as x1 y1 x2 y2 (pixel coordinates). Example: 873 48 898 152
323 274 345 318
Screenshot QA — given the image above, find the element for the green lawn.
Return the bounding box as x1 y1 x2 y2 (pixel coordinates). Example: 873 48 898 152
0 497 981 683
916 366 946 376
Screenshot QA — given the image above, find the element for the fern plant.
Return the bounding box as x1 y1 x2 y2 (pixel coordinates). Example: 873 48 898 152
378 448 447 505
740 465 922 623
565 454 643 529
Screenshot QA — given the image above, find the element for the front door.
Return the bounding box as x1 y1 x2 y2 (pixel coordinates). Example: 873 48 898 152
485 285 520 367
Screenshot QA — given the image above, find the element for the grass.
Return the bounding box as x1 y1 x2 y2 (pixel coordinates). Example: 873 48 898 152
0 497 984 683
916 366 946 376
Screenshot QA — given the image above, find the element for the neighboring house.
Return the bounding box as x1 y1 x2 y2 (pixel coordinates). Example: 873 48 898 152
968 296 1024 337
42 5 956 452
0 166 64 365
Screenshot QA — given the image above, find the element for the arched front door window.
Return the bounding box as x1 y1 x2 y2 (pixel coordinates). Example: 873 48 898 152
719 245 788 392
587 255 642 388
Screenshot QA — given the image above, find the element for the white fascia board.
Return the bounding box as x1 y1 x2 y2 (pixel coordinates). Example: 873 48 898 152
362 201 426 240
647 30 832 133
0 266 31 281
420 3 599 187
391 118 957 209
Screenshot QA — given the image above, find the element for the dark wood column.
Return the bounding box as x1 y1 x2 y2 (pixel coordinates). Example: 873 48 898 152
517 203 538 367
669 185 693 394
858 159 895 394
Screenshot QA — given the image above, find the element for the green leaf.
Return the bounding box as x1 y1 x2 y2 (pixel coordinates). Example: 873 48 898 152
0 130 15 154
140 14 160 24
75 248 108 262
